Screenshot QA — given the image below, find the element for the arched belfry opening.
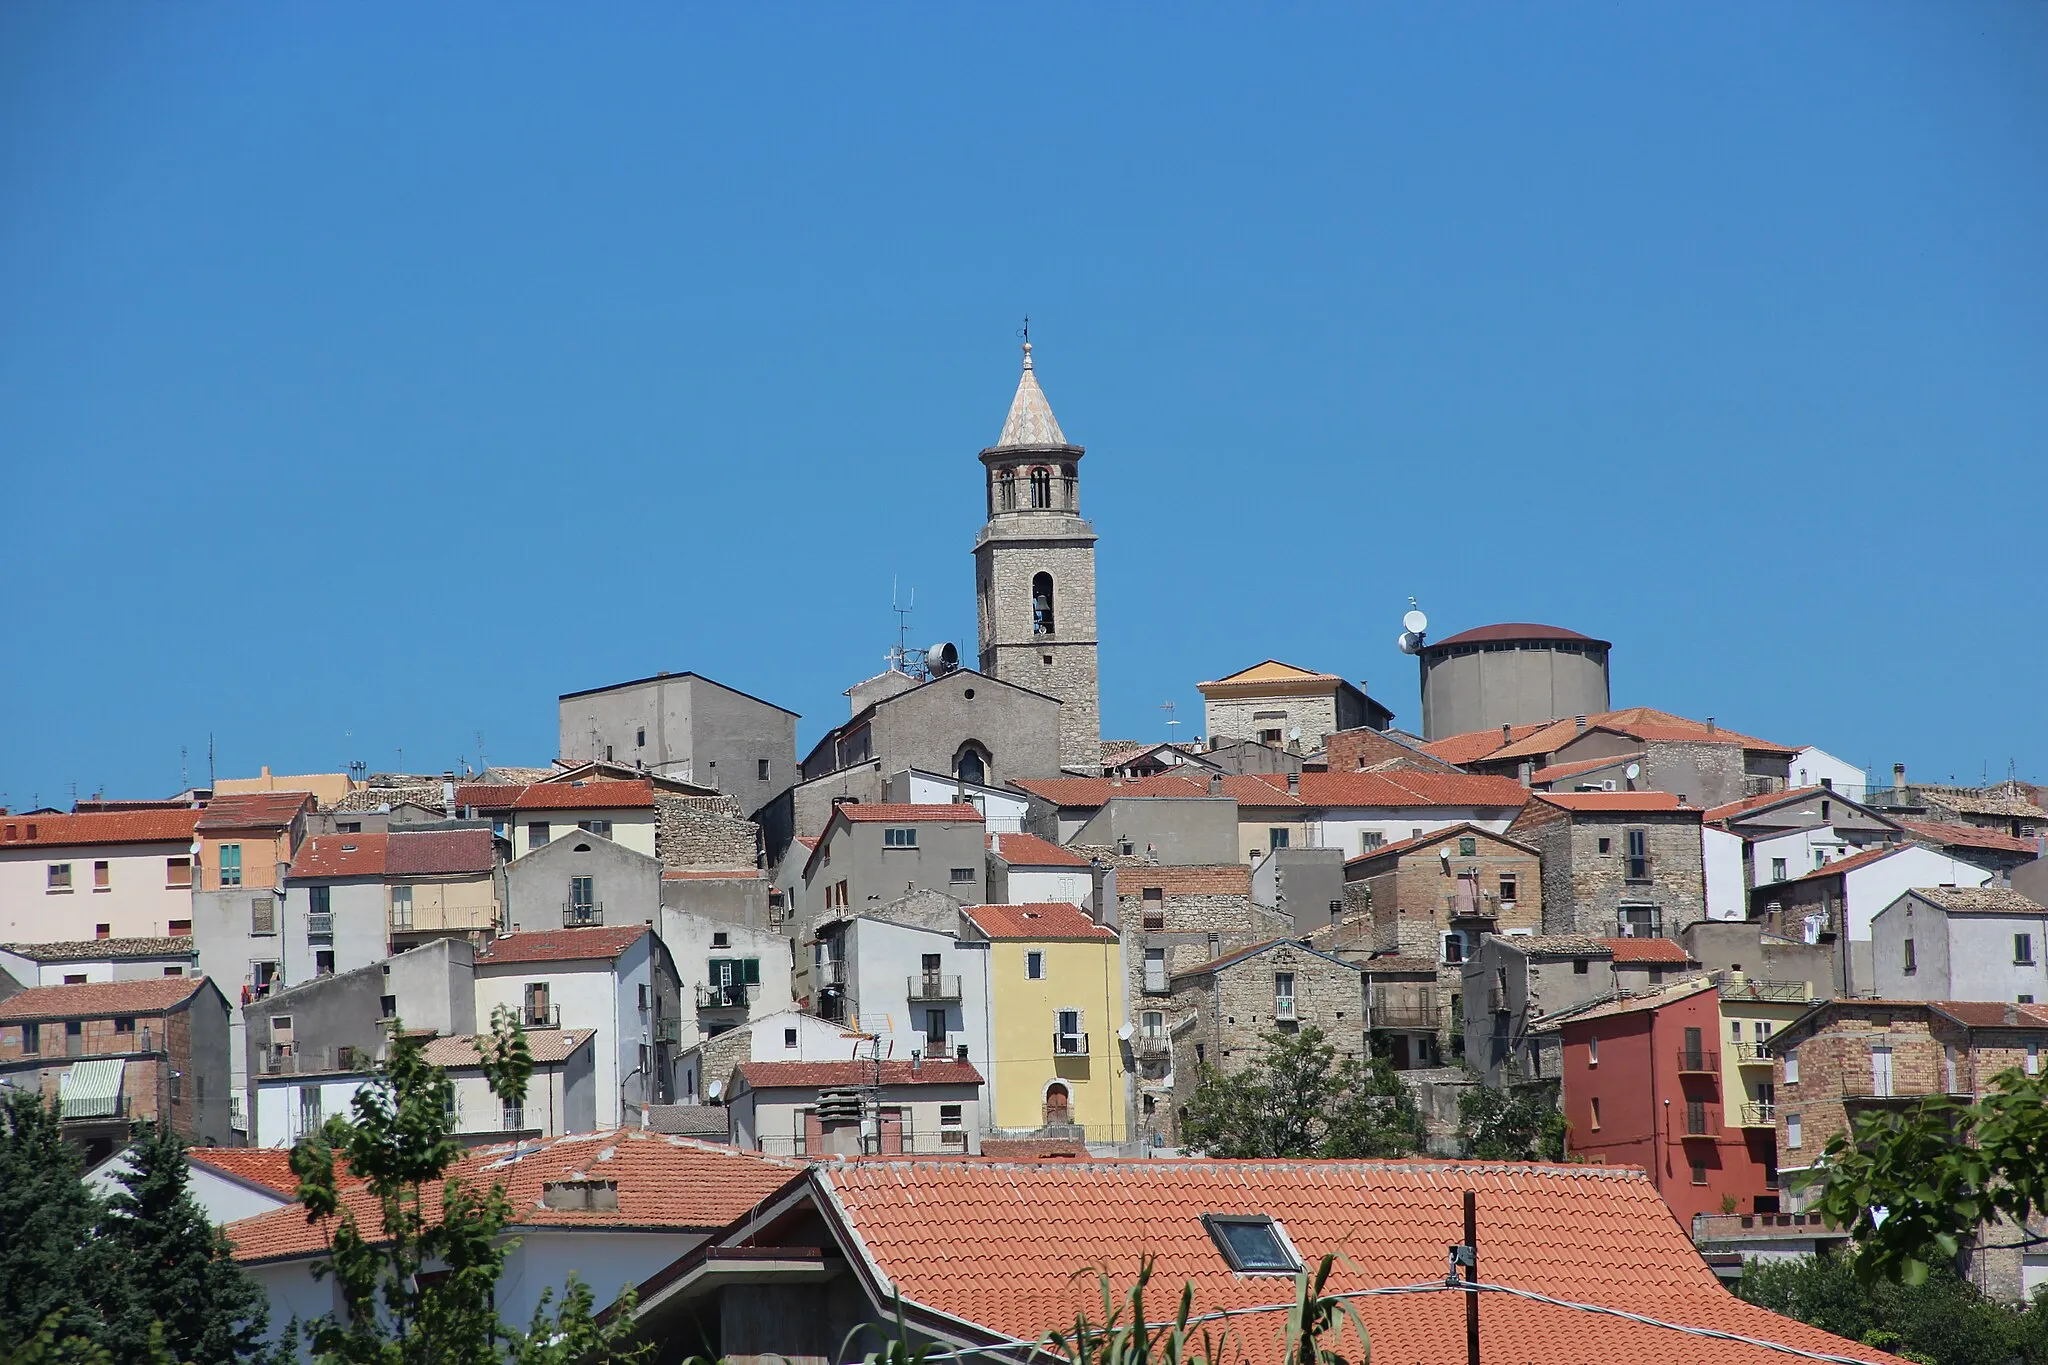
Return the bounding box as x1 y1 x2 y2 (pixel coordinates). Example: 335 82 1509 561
1032 573 1055 636
1029 466 1052 508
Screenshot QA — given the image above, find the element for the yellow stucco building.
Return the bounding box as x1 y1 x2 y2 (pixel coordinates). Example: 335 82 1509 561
964 902 1127 1142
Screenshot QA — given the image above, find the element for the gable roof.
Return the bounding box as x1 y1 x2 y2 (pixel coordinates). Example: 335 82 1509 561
0 808 203 849
1908 885 2046 916
1430 710 1794 767
1562 975 1717 1024
801 1158 1904 1365
1784 844 1904 883
0 975 209 1022
1196 660 1347 693
288 829 498 880
962 902 1115 941
1600 937 1693 964
735 1060 982 1090
835 804 983 823
1702 786 1835 824
454 780 655 813
1899 819 2041 856
227 1130 799 1264
473 925 650 966
557 670 800 717
1529 791 1696 815
187 1149 302 1198
1113 865 1253 897
986 832 1090 868
195 791 313 831
1171 937 1359 980
1 937 194 961
1343 822 1539 869
418 1029 595 1067
1530 752 1644 786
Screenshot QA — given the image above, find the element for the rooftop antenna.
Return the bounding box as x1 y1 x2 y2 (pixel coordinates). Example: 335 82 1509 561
207 733 215 792
1397 597 1429 656
180 746 189 790
889 578 916 673
476 731 488 774
1160 700 1180 745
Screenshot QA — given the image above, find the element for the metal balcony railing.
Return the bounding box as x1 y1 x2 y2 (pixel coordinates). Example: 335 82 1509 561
307 912 334 938
1739 1102 1777 1127
1731 1041 1774 1065
697 982 751 1010
816 959 846 988
1614 913 1664 939
1136 1034 1171 1057
1683 1101 1714 1136
1718 977 1813 1004
501 1107 527 1132
1444 890 1503 919
523 1003 560 1028
1676 1049 1721 1075
1274 998 1297 1021
907 974 963 1003
654 1016 681 1044
1053 1032 1089 1056
562 901 604 927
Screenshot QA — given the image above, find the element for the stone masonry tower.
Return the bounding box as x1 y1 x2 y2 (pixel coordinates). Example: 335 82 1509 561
974 339 1101 773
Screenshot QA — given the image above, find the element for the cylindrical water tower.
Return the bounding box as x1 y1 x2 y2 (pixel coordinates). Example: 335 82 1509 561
1417 623 1612 741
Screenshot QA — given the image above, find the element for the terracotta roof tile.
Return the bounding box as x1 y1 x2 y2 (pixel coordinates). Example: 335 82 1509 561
1702 787 1829 823
474 925 650 965
0 976 209 1022
1531 791 1696 814
418 1029 596 1066
289 833 390 879
1531 753 1643 785
187 1149 302 1197
386 829 498 876
0 809 202 848
228 1130 798 1264
454 780 656 813
1598 937 1693 964
1342 823 1538 868
1930 1000 2048 1029
963 903 1115 940
1900 819 2040 856
1910 885 2045 916
974 1138 1088 1159
986 832 1090 868
1497 709 1795 763
195 791 313 831
736 1060 982 1089
1783 845 1902 882
818 1159 1905 1365
835 804 983 823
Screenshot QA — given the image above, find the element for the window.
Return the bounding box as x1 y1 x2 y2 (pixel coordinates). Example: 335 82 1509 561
250 896 277 936
542 1179 620 1212
1268 828 1289 851
2029 1045 2040 1077
712 931 730 949
784 1027 799 1048
93 861 109 890
1498 874 1517 905
94 924 109 939
336 821 360 834
569 876 595 920
64 973 86 985
1026 950 1045 980
165 857 192 889
219 845 243 887
883 827 918 848
298 1086 321 1133
113 1017 134 1035
315 950 335 975
1597 837 1611 855
950 867 976 884
1441 931 1464 965
577 819 613 839
637 983 649 1010
955 748 986 786
925 1008 947 1048
1029 466 1052 509
1144 947 1166 993
1730 1020 1743 1040
524 983 552 1026
310 885 331 915
1458 836 1477 857
1784 1051 1799 1084
1902 939 1916 974
2019 934 2036 966
758 758 771 781
940 1103 963 1130
637 727 647 747
380 994 396 1019
528 821 550 848
1770 858 1788 883
1055 1008 1084 1053
1786 1113 1802 1149
1574 958 1589 975
1274 972 1296 1017
1202 1215 1300 1274
1031 572 1056 635
169 1071 182 1104
1625 829 1649 881
1588 1036 1599 1066
1690 1160 1708 1186
21 1023 39 1053
1360 831 1384 852
1142 1011 1165 1038
1589 1097 1601 1130
46 863 71 891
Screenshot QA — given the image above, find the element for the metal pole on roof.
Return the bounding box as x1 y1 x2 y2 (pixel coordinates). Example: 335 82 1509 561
1464 1189 1480 1365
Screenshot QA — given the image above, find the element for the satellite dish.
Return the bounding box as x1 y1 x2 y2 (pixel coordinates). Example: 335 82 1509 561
707 1079 723 1101
1439 847 1452 863
1397 632 1424 655
1625 763 1642 781
1288 727 1301 742
1403 609 1429 635
927 642 960 676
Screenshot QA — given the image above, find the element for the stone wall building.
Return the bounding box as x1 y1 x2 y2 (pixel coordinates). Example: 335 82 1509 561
1196 660 1393 751
1507 792 1708 941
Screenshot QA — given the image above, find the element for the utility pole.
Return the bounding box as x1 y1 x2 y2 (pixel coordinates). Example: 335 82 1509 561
1463 1189 1480 1365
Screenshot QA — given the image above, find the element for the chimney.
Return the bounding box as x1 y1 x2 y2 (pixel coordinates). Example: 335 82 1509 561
1501 724 1513 745
2007 1003 2020 1026
1286 772 1300 796
1706 717 1716 734
1892 762 1907 796
442 771 457 814
1517 760 1533 786
911 1049 923 1072
1208 773 1224 796
1575 715 1587 732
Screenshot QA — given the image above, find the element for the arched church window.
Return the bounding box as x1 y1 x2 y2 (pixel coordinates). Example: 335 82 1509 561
955 745 987 787
1000 469 1017 510
1029 467 1051 509
1032 572 1055 636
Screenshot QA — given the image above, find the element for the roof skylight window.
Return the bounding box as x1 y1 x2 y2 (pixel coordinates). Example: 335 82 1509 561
1202 1214 1301 1274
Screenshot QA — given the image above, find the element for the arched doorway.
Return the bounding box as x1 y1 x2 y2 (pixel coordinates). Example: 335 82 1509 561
1043 1081 1072 1127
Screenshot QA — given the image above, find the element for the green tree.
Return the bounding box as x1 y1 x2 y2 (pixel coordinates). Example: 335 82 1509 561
1179 1027 1424 1159
0 1090 130 1350
289 1006 650 1364
99 1120 279 1364
1454 1080 1566 1160
1801 1065 2048 1287
1736 1254 2048 1365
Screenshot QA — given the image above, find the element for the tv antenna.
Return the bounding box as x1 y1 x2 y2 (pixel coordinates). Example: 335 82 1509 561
882 578 959 682
1160 700 1180 744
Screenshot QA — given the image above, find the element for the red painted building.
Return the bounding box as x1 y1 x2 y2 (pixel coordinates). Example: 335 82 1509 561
1558 977 1778 1226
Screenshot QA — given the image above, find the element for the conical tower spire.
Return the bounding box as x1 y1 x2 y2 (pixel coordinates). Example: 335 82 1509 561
994 339 1068 448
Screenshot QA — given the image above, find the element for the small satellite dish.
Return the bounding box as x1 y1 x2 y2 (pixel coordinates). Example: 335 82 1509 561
927 642 960 676
1288 727 1301 742
707 1079 723 1101
1403 609 1428 635
1439 847 1452 863
1625 763 1642 781
1397 632 1424 655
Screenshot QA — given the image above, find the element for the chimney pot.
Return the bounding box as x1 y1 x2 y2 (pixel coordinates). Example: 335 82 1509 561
1575 715 1587 732
1706 717 1716 733
1286 772 1299 796
1208 773 1223 795
1502 724 1513 744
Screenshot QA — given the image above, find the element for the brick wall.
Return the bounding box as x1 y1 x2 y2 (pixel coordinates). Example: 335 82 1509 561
1324 728 1456 774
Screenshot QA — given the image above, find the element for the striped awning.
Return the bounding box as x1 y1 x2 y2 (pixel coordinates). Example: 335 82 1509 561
58 1059 124 1119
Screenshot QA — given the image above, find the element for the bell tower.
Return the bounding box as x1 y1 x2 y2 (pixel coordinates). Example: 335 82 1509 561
973 337 1100 773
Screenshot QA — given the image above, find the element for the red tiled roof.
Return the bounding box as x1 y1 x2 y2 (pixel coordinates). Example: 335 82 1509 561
227 1131 798 1264
963 903 1115 941
1599 937 1692 964
0 809 202 849
289 834 389 879
835 804 983 823
1787 845 1901 882
1293 770 1531 808
735 1060 983 1089
196 791 313 831
474 924 650 965
1701 787 1827 823
418 1029 595 1066
387 829 497 876
1342 823 1539 868
454 780 655 812
1930 1001 2048 1029
974 1138 1088 1159
188 1149 302 1197
0 976 209 1022
1113 865 1252 896
817 1159 1907 1365
1421 724 1549 767
1901 819 2040 856
1492 709 1796 763
986 832 1090 868
1430 622 1609 648
1531 753 1642 785
1531 791 1696 814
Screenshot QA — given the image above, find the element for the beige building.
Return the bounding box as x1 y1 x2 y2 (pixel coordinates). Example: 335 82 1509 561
214 768 356 809
1197 660 1392 752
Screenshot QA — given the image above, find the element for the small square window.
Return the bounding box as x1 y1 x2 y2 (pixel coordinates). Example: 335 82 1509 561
712 931 730 948
784 1028 799 1048
1573 959 1589 975
1026 950 1045 980
1458 836 1477 857
1597 837 1611 855
1690 1161 1708 1186
1203 1215 1300 1273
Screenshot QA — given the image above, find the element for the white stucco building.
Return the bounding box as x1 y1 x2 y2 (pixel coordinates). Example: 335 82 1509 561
986 832 1093 909
0 809 201 942
1872 886 2048 1004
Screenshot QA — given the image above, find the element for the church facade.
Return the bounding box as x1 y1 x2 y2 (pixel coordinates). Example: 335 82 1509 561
973 341 1102 774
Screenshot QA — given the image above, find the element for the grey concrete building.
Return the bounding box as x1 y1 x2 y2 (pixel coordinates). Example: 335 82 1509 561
1251 847 1346 936
1872 886 2048 1003
1461 934 1618 1086
1680 920 1834 1002
557 671 799 804
801 804 987 924
972 340 1101 773
504 827 661 935
1417 623 1612 742
1014 777 1241 865
1506 792 1709 941
242 963 387 1147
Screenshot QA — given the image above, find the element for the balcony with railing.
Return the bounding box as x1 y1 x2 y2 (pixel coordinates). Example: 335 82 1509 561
1676 1049 1721 1076
1717 976 1813 1005
523 1002 561 1028
1052 1032 1089 1057
907 973 963 1003
1443 889 1503 921
654 1016 681 1044
1682 1100 1715 1137
1730 1041 1775 1065
562 900 604 927
697 982 753 1011
1614 911 1664 939
816 958 846 989
1738 1102 1777 1128
307 912 334 940
262 1043 375 1075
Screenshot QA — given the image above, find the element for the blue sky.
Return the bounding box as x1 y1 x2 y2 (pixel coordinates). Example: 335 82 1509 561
2 4 2044 807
